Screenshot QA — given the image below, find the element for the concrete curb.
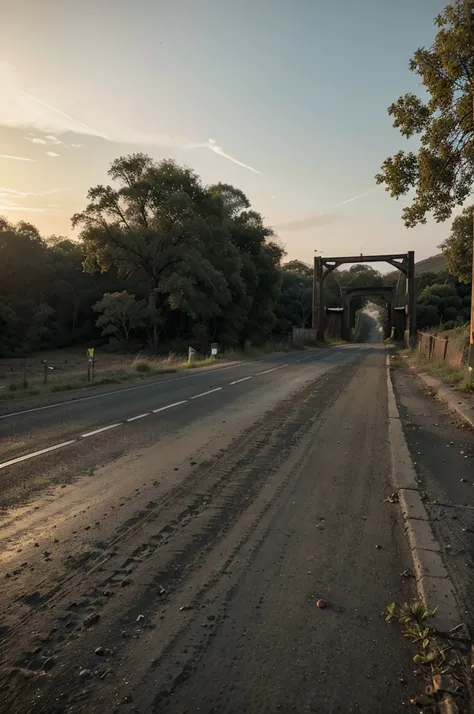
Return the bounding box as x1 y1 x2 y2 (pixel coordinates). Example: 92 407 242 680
386 358 462 632
415 371 474 429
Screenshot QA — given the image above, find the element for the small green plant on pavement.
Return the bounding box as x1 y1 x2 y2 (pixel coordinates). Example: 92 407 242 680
386 601 438 665
385 601 472 711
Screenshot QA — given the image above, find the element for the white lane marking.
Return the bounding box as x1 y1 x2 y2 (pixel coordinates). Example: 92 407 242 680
0 440 77 471
0 351 325 422
190 387 222 400
229 376 253 386
0 361 259 421
296 352 322 363
153 400 188 413
81 423 122 438
256 364 288 375
126 413 150 422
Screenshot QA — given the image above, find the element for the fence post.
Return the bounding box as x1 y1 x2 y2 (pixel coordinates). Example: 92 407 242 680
443 338 449 362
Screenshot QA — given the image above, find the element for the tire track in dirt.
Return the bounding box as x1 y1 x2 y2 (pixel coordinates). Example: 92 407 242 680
0 358 362 714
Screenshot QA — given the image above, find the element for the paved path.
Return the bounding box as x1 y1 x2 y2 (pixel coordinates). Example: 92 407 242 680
0 345 417 714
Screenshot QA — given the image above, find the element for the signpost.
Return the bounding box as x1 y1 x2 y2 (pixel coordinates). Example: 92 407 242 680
41 360 53 384
87 348 95 382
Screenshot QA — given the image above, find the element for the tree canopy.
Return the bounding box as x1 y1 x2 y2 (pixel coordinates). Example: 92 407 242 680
1 148 470 359
440 204 474 283
0 155 285 356
376 1 474 227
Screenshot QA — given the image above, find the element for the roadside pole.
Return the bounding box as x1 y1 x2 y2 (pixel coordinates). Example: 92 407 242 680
467 0 474 372
87 348 95 382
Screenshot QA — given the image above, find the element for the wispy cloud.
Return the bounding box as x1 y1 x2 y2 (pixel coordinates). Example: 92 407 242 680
1 62 259 174
334 188 376 207
276 188 376 232
25 134 62 146
44 135 62 145
0 153 34 162
25 136 47 145
276 213 338 231
46 151 60 157
0 186 71 214
0 187 71 199
205 139 260 174
0 205 45 213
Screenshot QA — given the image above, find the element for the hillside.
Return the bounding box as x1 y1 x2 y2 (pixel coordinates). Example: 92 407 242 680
415 253 446 275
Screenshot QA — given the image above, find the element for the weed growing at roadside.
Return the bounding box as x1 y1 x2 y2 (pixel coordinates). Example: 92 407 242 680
385 601 471 710
386 601 438 664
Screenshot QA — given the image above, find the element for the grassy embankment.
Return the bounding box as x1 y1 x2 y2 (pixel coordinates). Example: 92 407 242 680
0 342 304 403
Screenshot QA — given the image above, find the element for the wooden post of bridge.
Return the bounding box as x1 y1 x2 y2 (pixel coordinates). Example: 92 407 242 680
312 256 324 341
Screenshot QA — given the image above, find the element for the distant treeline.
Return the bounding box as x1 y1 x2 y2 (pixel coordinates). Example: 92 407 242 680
0 154 471 357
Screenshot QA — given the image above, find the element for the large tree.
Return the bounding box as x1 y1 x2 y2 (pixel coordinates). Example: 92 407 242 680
73 155 236 347
209 183 284 346
376 1 474 228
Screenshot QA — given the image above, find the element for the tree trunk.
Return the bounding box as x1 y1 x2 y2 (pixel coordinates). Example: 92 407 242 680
148 290 159 350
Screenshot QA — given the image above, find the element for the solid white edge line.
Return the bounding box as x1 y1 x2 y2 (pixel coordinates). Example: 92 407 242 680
126 413 150 422
190 387 222 400
152 400 187 413
0 440 77 470
256 364 288 375
81 423 122 438
229 376 253 385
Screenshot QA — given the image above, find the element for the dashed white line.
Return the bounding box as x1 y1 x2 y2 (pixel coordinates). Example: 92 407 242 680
256 364 288 375
126 413 150 422
0 353 329 470
296 353 321 363
229 376 253 386
0 360 258 421
190 387 223 400
81 423 122 438
153 400 188 413
0 440 77 470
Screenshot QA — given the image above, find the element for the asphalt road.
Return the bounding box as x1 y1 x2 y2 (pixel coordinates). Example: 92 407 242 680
0 345 418 714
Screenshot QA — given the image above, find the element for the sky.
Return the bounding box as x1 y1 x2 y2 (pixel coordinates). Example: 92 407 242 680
0 0 456 267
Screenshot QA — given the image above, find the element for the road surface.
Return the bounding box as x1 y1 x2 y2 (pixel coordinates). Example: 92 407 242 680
0 346 418 713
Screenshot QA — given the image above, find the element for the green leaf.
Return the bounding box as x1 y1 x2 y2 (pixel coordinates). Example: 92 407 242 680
376 1 474 227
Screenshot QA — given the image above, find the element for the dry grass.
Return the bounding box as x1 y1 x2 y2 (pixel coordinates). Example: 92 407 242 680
392 348 474 394
0 342 303 402
0 348 183 402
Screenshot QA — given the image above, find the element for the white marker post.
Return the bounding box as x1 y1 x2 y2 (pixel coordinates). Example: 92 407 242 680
87 348 95 382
